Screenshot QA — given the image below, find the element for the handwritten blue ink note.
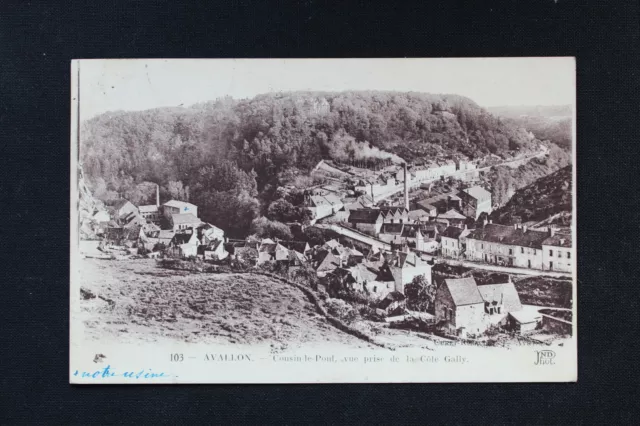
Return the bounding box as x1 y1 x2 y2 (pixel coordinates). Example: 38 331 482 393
73 365 171 380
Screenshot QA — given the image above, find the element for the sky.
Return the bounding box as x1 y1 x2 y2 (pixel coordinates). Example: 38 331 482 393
76 58 575 120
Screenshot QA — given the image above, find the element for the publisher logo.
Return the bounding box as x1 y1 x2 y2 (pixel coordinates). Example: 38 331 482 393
534 350 556 366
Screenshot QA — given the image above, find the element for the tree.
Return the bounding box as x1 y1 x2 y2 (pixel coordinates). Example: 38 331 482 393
165 180 188 201
404 274 436 313
250 217 293 240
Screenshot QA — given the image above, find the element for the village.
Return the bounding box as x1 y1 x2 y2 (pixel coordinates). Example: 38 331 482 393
78 147 572 347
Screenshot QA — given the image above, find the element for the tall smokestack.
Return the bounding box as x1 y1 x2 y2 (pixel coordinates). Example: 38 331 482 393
371 184 375 204
403 162 409 210
156 184 160 207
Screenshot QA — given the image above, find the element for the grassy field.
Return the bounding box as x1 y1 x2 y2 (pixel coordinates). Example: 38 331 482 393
512 275 573 309
74 258 374 348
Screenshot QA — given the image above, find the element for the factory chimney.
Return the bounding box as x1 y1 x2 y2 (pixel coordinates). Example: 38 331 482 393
403 162 409 210
156 184 160 207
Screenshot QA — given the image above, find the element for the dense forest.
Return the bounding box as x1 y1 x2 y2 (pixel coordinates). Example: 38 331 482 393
489 165 572 225
81 91 570 237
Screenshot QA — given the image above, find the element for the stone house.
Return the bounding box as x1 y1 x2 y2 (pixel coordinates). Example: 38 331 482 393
436 277 530 336
382 251 432 294
104 199 139 222
348 208 384 236
440 225 471 259
257 242 290 265
435 277 488 336
376 291 407 316
199 239 228 261
436 209 467 227
541 231 573 273
168 231 200 258
458 186 492 220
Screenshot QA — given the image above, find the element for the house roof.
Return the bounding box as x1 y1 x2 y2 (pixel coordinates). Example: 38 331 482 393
289 250 307 264
461 186 491 201
542 233 572 248
408 210 429 220
315 251 341 272
172 232 196 245
164 199 197 210
158 230 175 241
279 241 309 253
438 209 467 220
348 208 382 224
104 199 133 210
323 194 343 206
477 282 522 312
380 206 408 215
324 239 341 249
384 250 422 268
378 291 406 309
509 310 541 324
441 226 464 239
171 213 200 225
444 278 484 306
138 205 159 213
467 223 549 249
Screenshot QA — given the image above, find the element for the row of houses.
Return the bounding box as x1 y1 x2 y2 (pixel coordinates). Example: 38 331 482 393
440 221 573 273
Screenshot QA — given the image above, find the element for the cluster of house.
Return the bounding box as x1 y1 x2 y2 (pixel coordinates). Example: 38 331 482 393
305 156 480 223
90 188 229 261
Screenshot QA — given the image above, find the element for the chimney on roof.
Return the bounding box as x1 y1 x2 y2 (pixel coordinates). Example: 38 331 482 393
514 223 518 230
549 227 556 237
489 219 492 224
483 218 488 227
522 225 528 233
156 184 160 207
560 238 565 245
403 162 409 210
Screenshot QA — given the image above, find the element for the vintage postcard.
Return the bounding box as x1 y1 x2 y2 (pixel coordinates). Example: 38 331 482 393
70 58 576 383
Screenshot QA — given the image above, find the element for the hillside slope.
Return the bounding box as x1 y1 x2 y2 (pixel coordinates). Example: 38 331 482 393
81 91 543 194
75 258 374 348
488 105 572 152
489 165 572 225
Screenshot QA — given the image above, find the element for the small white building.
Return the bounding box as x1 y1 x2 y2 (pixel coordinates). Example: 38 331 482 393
163 200 198 220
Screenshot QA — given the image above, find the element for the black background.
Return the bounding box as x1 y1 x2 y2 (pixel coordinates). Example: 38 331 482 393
1 0 639 423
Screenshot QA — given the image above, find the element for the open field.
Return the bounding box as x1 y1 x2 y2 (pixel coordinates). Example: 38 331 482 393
512 275 573 309
74 258 375 349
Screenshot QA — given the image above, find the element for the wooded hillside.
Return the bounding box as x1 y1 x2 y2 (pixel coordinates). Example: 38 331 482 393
80 91 569 237
489 165 572 225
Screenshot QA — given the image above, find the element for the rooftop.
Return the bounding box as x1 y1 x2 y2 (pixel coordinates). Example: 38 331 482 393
542 233 572 248
171 213 201 225
348 208 382 224
164 199 197 209
444 278 484 306
441 226 464 239
461 186 491 201
138 205 159 213
467 223 549 249
438 209 467 220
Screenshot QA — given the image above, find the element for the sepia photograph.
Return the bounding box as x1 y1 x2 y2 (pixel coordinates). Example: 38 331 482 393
70 58 576 383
